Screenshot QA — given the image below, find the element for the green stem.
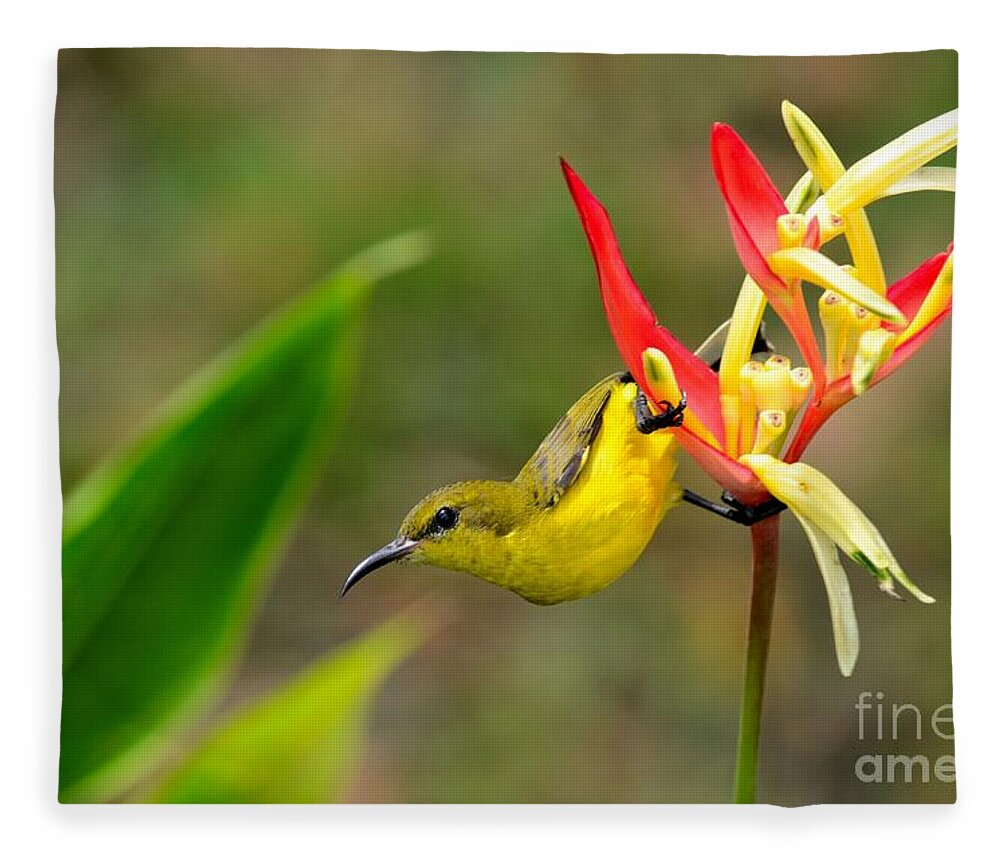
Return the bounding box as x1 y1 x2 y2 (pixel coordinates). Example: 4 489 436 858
733 514 781 803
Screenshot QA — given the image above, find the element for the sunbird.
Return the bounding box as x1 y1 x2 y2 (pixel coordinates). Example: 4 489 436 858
343 361 785 605
343 373 686 604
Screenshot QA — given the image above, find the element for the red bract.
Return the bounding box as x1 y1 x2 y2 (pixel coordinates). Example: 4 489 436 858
560 159 725 443
710 124 827 394
785 249 952 460
886 246 952 329
561 159 766 500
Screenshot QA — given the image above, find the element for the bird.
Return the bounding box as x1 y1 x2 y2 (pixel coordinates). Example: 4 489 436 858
342 372 688 605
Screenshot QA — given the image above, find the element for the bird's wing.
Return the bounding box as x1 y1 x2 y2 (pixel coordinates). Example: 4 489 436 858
514 373 624 508
695 319 775 371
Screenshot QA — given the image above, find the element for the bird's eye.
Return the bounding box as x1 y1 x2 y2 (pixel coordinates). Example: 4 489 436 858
434 506 458 530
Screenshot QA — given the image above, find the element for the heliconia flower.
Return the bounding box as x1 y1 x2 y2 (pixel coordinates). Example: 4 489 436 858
709 106 955 463
741 454 934 676
560 144 954 505
785 247 953 460
710 124 906 400
562 104 953 787
778 102 955 403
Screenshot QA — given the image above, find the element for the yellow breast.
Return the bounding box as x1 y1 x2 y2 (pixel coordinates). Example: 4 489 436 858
505 381 681 604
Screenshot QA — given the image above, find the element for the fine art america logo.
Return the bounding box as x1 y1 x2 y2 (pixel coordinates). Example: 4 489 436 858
854 692 955 784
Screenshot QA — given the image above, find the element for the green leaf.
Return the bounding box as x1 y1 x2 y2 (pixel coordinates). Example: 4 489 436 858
150 617 424 803
59 233 431 802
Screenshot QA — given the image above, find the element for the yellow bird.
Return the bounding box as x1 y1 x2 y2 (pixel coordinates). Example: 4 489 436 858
343 373 688 605
343 323 787 605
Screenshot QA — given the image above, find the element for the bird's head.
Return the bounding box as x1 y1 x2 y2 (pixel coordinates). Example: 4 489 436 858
342 480 533 596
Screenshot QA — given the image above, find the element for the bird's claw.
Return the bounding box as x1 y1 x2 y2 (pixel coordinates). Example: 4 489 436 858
681 489 787 526
633 388 687 434
720 491 787 526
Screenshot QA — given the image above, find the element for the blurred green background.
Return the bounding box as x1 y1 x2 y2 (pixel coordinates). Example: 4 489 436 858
56 49 956 803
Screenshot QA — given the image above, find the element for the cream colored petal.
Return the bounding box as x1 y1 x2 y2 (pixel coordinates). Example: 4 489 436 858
825 109 957 215
884 166 956 197
795 512 861 677
740 455 935 603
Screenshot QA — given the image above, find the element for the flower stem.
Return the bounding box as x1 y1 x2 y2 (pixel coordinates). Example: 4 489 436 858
733 514 781 803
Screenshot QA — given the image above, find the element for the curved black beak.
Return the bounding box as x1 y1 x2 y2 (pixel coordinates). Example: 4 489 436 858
341 537 419 597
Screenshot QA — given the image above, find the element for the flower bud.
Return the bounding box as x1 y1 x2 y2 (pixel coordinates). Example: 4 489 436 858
738 361 764 455
818 290 848 380
752 409 787 455
803 195 845 244
642 347 682 406
751 360 796 414
838 303 881 377
776 213 807 249
851 328 896 395
789 366 813 410
642 348 720 449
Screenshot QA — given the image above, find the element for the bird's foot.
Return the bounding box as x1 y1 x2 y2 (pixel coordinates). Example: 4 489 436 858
682 489 787 526
633 388 686 434
721 491 787 526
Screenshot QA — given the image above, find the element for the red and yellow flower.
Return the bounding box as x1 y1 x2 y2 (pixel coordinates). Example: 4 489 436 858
562 103 956 675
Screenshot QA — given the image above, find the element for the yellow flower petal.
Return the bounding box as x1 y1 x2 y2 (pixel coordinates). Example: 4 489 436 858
781 101 845 190
842 211 887 295
738 361 764 455
767 247 905 324
825 109 957 216
818 291 849 380
781 100 886 293
718 277 768 456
